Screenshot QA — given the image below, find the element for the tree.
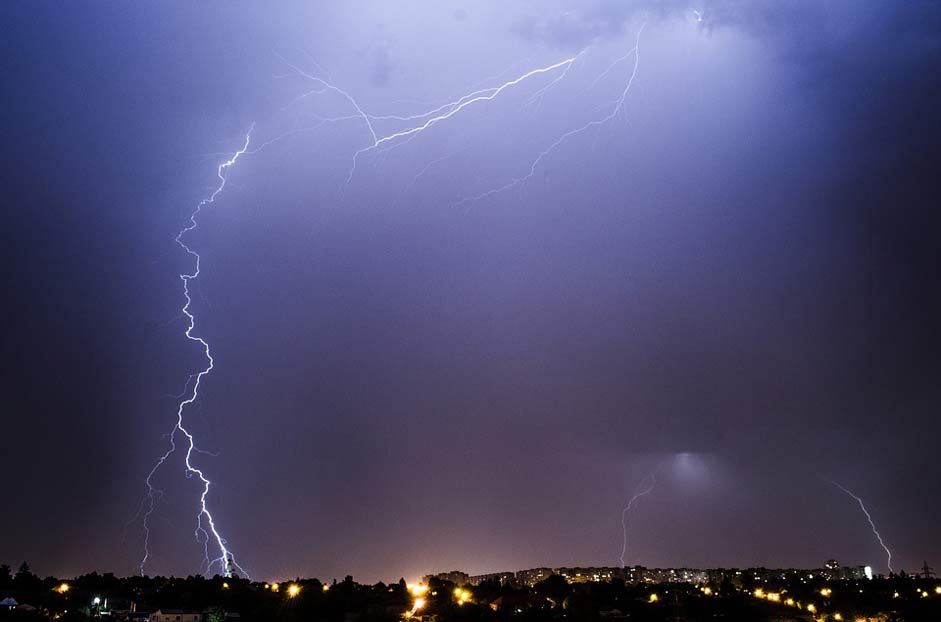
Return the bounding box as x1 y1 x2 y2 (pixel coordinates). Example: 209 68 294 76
15 563 32 581
534 575 570 603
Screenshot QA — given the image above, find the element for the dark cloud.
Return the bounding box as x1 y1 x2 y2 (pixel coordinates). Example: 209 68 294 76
511 1 940 61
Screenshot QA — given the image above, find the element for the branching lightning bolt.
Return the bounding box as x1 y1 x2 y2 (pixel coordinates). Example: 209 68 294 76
138 127 254 578
352 57 577 184
456 24 646 208
276 22 645 208
825 478 894 573
133 21 654 575
620 469 658 567
279 54 579 190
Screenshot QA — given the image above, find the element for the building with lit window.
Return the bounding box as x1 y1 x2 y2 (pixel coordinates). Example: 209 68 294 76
149 610 202 622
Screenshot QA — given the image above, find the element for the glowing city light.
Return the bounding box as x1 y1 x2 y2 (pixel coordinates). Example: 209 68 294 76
408 583 429 597
287 584 301 598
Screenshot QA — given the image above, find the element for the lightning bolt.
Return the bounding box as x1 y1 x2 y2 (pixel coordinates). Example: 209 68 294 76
825 478 894 573
350 56 577 182
275 22 645 207
134 20 654 576
390 148 466 209
278 53 580 191
138 127 254 578
620 469 658 567
456 23 646 208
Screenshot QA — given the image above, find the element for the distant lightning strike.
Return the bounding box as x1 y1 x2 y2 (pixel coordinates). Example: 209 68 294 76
825 479 894 573
139 127 254 578
620 469 658 567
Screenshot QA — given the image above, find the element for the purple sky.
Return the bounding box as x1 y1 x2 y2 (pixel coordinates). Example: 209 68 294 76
2 1 940 582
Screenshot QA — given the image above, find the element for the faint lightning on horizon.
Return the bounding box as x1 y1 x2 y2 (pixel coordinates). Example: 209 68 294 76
137 127 255 578
620 468 658 568
825 478 894 573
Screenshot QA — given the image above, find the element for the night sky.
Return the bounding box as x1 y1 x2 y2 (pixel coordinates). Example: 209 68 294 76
2 1 939 582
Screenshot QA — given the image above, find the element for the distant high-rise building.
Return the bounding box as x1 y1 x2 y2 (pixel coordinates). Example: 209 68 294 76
516 568 553 587
468 571 516 586
423 570 470 586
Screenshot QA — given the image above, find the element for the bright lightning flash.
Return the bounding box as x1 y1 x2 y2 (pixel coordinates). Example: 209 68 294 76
138 127 254 578
135 19 655 576
456 23 646 208
280 54 579 189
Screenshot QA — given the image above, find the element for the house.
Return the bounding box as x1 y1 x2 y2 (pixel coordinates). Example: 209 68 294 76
150 610 203 622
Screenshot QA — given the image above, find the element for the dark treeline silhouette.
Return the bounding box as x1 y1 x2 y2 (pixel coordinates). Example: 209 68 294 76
2 562 941 621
